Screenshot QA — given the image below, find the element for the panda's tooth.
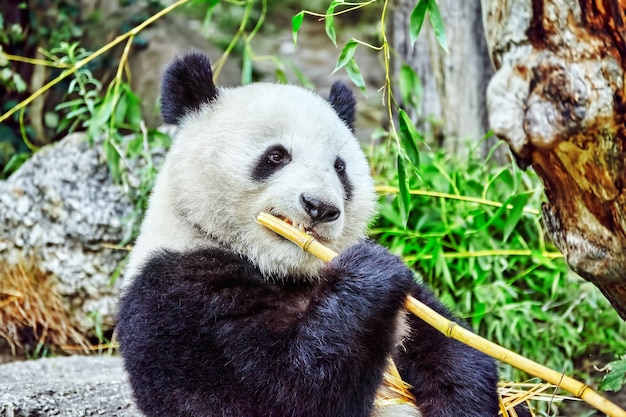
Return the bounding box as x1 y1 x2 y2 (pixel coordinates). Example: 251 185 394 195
298 224 305 233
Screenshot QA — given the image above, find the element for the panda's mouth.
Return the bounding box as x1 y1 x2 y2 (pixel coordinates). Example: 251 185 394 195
268 213 329 243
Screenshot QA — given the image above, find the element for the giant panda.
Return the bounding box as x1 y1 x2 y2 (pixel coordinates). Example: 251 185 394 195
116 51 501 417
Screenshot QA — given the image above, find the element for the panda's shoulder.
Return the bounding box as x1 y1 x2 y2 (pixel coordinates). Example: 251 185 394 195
127 247 261 292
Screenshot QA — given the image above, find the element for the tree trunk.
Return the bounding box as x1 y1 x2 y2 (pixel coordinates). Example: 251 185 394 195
392 0 496 159
483 0 626 319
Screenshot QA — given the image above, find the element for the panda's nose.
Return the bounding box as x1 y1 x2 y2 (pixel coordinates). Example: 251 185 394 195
300 195 340 223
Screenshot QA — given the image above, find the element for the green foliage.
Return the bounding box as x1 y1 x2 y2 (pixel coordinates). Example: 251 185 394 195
600 356 626 392
398 108 423 171
51 43 103 134
291 11 304 43
398 64 422 116
369 140 626 381
0 1 152 177
292 1 377 95
324 1 339 46
409 0 447 51
333 39 358 74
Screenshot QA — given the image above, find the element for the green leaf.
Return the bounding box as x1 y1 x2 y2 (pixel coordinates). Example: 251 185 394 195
434 245 454 290
86 94 115 137
599 359 626 391
471 302 487 329
398 109 422 170
409 0 428 46
2 152 30 178
397 155 410 228
344 57 366 93
123 87 142 127
325 2 338 46
147 130 172 149
275 67 288 84
12 73 26 93
399 64 422 110
502 193 529 241
114 92 128 124
332 39 357 74
103 138 121 183
477 192 530 238
54 98 83 110
291 11 304 44
427 0 448 52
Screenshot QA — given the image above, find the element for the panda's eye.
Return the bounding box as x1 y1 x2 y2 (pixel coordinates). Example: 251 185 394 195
334 158 345 173
268 150 285 165
252 144 291 181
334 156 353 200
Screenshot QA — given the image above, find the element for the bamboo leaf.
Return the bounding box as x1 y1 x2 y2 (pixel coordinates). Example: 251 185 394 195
325 2 339 46
502 193 529 241
291 11 304 44
275 67 288 84
103 138 121 183
397 155 410 228
600 359 626 391
332 39 357 74
398 109 422 170
399 64 422 110
124 87 142 127
427 0 448 52
344 57 366 93
409 0 428 46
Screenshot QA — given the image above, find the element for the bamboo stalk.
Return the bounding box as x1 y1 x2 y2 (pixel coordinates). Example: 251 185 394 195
256 212 626 417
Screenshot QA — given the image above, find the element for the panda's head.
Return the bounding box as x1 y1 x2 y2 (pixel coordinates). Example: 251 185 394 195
136 52 376 280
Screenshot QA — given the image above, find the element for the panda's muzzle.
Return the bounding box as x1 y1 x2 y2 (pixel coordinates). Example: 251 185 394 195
265 195 340 243
300 194 340 224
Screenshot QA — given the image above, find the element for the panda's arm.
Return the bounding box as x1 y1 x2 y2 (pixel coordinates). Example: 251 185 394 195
209 241 415 416
394 284 500 417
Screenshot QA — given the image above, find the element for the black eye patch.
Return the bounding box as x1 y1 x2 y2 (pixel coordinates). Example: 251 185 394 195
251 144 292 181
335 157 353 201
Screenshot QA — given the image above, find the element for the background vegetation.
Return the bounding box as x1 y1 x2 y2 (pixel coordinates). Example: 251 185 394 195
1 0 625 412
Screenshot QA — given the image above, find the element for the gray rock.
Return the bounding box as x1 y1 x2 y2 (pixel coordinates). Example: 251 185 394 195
0 356 140 417
0 133 134 332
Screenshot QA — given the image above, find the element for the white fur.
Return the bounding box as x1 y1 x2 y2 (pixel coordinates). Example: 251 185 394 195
125 83 377 284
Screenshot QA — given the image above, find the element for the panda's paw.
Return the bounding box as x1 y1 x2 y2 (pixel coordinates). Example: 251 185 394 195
329 240 414 298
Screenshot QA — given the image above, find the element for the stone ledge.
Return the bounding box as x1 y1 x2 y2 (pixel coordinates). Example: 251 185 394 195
0 356 140 417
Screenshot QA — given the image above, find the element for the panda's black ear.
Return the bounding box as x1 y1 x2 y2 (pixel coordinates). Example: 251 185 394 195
327 81 356 133
161 51 219 125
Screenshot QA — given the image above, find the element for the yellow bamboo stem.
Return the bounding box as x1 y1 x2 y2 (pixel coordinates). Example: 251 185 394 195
256 212 626 417
374 185 541 215
257 212 336 262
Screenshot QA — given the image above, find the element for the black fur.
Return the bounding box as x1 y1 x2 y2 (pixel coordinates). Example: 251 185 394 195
327 81 357 132
117 242 500 417
251 144 292 181
334 156 353 200
160 52 219 125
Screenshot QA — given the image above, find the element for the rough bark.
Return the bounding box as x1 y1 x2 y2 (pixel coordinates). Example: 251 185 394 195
483 0 626 318
392 0 496 159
